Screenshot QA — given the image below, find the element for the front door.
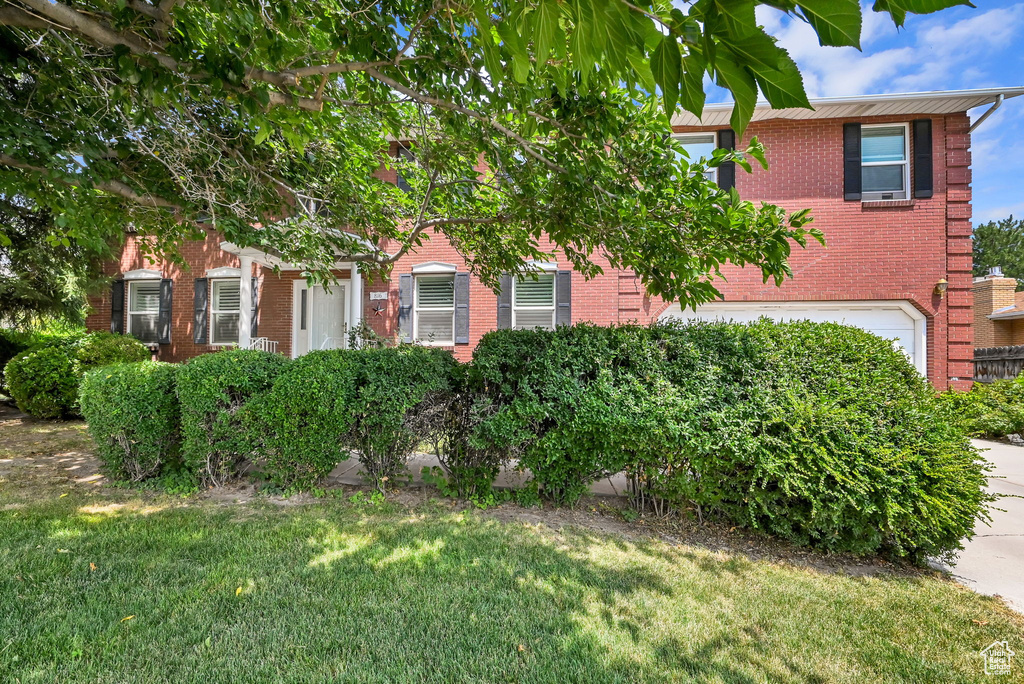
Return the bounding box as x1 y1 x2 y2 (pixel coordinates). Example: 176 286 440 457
292 282 347 357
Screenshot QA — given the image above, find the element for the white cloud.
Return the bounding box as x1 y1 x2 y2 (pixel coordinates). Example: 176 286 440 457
758 4 1024 98
975 201 1024 223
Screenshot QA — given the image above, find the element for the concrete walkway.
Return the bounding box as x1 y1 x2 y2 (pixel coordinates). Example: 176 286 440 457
941 440 1024 614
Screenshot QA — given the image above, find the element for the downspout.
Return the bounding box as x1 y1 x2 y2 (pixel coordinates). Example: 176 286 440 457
969 94 1003 133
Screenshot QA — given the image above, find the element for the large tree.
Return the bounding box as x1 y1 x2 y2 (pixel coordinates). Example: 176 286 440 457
0 0 965 303
0 196 108 327
973 216 1024 290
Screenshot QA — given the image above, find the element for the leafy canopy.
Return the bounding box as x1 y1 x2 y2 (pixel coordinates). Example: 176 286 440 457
973 215 1024 290
0 0 967 304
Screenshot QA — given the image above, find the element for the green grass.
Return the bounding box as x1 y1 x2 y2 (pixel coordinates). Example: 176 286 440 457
1 490 1022 683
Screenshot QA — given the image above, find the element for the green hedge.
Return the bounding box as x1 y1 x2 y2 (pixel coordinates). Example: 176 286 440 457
3 332 149 418
473 322 991 561
176 349 290 486
939 377 1024 439
80 362 180 481
343 346 455 487
246 346 456 490
246 350 361 490
429 364 509 501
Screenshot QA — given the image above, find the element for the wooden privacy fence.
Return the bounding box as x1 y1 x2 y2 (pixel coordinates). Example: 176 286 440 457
974 345 1024 383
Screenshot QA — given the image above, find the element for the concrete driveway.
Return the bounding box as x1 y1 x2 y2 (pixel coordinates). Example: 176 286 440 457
942 440 1024 613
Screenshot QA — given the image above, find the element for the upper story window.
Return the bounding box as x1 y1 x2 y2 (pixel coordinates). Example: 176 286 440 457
127 280 161 343
673 133 717 182
414 274 455 345
513 274 556 330
861 124 910 201
210 279 241 345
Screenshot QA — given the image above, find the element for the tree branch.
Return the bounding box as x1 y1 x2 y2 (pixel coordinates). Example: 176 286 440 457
0 5 57 29
362 67 567 174
0 153 183 209
125 0 163 22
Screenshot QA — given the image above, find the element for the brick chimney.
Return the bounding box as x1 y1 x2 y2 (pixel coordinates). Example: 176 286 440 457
973 267 1019 347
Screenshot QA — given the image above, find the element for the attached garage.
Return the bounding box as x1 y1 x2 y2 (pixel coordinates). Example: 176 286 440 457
658 300 927 375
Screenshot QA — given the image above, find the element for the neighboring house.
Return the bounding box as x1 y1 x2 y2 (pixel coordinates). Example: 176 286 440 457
973 267 1024 347
85 87 1024 391
971 267 1024 383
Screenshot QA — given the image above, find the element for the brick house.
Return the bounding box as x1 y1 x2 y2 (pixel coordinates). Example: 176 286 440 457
85 87 1024 391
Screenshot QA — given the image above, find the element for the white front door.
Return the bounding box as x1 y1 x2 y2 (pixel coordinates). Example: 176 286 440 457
292 281 347 357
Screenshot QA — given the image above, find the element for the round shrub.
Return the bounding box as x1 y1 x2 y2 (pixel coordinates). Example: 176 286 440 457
4 345 78 418
74 331 149 368
346 346 456 487
246 350 360 490
3 331 152 418
80 361 180 481
0 329 34 392
653 319 991 561
176 349 290 486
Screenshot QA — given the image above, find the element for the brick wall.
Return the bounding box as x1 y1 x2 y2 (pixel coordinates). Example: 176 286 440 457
972 275 1018 347
86 112 974 388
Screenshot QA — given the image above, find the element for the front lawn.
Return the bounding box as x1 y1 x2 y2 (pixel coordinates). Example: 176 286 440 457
1 489 1022 683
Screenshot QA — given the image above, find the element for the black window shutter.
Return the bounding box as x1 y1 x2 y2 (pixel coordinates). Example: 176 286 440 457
454 272 470 344
912 119 933 199
717 129 736 191
193 278 208 344
843 123 862 201
555 271 572 327
110 280 125 334
250 276 259 338
398 274 413 342
496 274 512 329
158 279 173 345
396 144 414 193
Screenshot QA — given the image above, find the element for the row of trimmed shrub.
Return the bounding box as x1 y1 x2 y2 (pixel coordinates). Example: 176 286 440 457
938 375 1024 439
80 346 455 489
2 330 150 418
79 322 992 562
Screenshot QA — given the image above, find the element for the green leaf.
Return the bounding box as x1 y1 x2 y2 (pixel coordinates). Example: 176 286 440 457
714 0 757 37
873 0 972 27
717 29 781 71
533 0 561 70
796 0 862 47
651 35 682 114
254 126 270 145
714 54 758 135
626 49 656 93
748 51 811 110
496 22 531 83
680 54 707 119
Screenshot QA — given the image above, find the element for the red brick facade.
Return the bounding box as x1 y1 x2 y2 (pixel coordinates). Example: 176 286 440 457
86 111 975 390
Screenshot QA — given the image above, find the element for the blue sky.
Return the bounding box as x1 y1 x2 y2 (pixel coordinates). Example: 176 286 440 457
705 2 1024 225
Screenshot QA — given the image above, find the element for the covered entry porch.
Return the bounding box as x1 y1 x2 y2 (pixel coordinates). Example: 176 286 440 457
220 242 365 357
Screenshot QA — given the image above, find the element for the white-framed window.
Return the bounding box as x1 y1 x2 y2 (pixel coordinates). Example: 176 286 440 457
210 279 241 345
861 123 910 201
513 273 556 330
127 280 161 343
414 274 455 345
673 133 717 182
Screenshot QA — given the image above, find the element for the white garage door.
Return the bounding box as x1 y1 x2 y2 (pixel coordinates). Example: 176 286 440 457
658 300 927 375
